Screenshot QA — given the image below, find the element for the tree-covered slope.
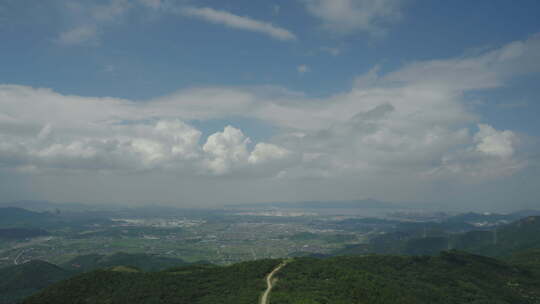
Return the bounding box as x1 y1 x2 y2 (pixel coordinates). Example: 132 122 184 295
457 216 540 257
337 216 540 258
61 252 188 272
21 251 540 304
23 259 281 304
0 252 192 303
508 249 540 275
0 260 72 304
271 251 540 304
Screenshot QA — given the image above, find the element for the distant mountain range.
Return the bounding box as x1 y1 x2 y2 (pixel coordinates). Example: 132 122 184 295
228 198 403 209
0 207 52 222
0 201 115 213
0 207 59 229
337 215 540 258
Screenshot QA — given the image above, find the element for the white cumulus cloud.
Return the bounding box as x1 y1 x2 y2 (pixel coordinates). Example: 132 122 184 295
202 126 251 175
474 124 516 158
249 143 291 165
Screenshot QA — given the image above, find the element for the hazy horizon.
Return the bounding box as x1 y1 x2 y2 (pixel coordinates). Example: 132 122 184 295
1 0 539 211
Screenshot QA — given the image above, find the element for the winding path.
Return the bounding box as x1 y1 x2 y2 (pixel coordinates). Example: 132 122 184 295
260 261 287 304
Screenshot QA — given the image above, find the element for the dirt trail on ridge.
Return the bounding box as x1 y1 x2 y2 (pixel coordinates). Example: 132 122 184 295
260 261 287 304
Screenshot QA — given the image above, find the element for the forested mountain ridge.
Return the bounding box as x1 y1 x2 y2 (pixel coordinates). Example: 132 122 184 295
0 253 188 304
23 259 281 304
0 260 72 304
61 252 189 272
21 251 540 304
337 216 540 258
271 251 540 304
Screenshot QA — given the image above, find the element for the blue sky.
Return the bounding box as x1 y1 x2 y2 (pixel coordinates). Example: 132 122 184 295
1 0 540 210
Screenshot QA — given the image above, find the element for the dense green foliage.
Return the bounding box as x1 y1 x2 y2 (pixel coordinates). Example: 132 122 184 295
0 261 72 304
508 249 540 275
0 252 189 303
61 252 188 272
23 259 281 304
19 251 540 304
271 251 540 304
457 216 540 257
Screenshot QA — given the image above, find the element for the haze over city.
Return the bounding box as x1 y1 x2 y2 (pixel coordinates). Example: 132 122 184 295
1 0 539 211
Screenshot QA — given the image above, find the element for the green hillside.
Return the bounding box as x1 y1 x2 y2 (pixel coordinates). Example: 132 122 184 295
61 252 189 272
0 260 72 304
21 252 540 304
0 252 190 303
271 251 540 304
455 216 540 257
23 259 280 304
508 249 540 274
337 216 540 258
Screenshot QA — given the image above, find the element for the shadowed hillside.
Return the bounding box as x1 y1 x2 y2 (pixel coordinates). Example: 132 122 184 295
61 252 188 272
0 260 72 304
23 259 281 304
0 252 190 303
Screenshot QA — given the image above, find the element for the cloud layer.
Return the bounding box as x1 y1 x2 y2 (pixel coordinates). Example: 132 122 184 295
2 34 540 206
0 86 293 176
